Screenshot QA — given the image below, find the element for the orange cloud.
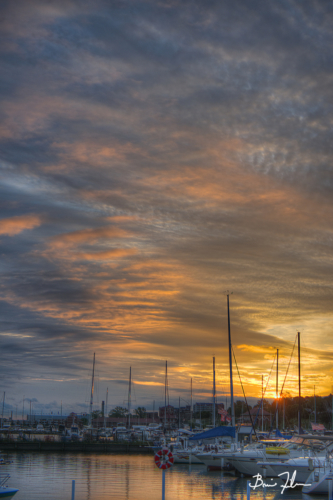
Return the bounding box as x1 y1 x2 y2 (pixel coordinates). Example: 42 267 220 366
134 380 164 387
0 215 41 236
47 226 129 251
237 344 277 354
78 248 137 261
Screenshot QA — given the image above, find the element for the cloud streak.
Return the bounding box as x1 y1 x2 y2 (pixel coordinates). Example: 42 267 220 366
0 215 42 236
1 0 333 413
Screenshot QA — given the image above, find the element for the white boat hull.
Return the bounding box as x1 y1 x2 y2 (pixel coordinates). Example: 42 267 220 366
266 457 326 483
229 455 266 476
303 469 333 495
195 451 237 469
230 451 290 477
0 486 19 499
172 452 203 464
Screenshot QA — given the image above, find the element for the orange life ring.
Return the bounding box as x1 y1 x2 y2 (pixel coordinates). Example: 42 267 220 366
154 448 174 469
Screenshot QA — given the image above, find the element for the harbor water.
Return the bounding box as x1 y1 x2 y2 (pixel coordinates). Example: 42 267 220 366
1 452 324 500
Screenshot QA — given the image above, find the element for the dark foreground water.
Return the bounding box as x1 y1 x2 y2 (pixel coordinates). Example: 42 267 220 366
0 452 322 500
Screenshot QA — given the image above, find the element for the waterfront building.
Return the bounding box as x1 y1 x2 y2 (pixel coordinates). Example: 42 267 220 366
238 406 272 429
26 414 68 427
92 416 158 428
158 405 177 427
193 402 224 413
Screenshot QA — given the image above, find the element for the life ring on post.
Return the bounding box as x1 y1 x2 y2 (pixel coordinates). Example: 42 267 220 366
154 448 174 469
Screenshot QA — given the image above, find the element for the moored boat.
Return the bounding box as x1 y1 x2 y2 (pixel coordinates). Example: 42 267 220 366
302 467 333 495
230 434 333 477
259 456 328 483
0 475 18 499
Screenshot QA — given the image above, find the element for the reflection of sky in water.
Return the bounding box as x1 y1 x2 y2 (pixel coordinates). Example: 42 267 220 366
2 453 322 500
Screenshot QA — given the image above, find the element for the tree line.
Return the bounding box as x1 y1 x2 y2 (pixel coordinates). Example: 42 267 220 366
88 394 333 430
235 394 333 430
91 406 148 420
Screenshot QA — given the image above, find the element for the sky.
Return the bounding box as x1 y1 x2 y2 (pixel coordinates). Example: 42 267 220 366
1 0 333 418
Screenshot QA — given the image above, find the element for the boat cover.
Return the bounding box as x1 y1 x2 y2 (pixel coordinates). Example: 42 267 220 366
275 429 292 439
189 426 236 440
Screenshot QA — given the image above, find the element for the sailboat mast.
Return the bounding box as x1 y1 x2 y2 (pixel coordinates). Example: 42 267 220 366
227 294 235 427
128 367 131 429
1 392 5 429
262 375 264 432
89 353 95 426
314 385 316 424
213 357 216 427
331 386 333 432
276 348 279 430
104 387 108 429
298 332 301 433
164 361 167 429
190 377 193 429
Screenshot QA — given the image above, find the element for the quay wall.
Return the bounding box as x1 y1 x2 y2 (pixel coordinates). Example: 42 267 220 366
0 441 152 454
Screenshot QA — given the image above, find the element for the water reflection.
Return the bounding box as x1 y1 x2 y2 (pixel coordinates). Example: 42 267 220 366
1 452 323 500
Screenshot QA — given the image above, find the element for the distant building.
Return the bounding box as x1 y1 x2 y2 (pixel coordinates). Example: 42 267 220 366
92 416 157 429
24 412 86 429
238 406 272 428
193 402 212 413
193 402 224 413
26 414 68 427
159 405 177 427
145 411 159 421
175 405 191 423
65 413 84 429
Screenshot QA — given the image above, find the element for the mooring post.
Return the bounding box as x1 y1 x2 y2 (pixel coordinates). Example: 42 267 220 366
162 469 165 500
247 480 251 500
71 479 75 500
328 477 332 500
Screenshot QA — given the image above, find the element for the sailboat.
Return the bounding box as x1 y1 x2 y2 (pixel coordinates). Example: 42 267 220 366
302 465 333 495
192 294 238 469
89 352 95 428
231 332 320 479
82 353 96 439
0 475 18 499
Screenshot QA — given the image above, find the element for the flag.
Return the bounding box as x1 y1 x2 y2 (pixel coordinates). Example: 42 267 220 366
218 408 231 422
311 423 325 431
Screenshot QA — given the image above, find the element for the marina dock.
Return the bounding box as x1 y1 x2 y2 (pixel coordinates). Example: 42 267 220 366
0 440 152 454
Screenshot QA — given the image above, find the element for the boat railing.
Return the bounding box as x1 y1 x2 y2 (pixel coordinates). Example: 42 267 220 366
0 474 10 487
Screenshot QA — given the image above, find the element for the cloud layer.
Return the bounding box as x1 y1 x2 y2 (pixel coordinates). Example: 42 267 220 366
1 0 333 414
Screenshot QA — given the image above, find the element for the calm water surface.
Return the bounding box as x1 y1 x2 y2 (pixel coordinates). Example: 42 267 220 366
1 452 322 500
